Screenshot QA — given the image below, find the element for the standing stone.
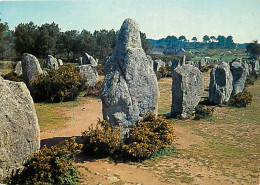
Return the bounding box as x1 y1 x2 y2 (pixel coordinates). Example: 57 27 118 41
79 64 99 85
199 59 206 70
209 62 233 104
154 59 165 71
241 60 249 76
21 53 43 88
171 64 203 118
230 62 247 95
44 55 59 70
251 60 259 74
101 18 159 134
0 76 40 179
78 53 98 67
172 55 185 70
146 55 154 70
14 61 23 76
58 59 63 66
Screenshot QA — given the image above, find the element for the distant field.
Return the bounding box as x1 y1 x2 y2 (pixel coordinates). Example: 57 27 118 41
0 60 16 74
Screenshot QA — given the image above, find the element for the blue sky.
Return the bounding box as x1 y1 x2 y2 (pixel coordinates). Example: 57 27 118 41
0 0 259 43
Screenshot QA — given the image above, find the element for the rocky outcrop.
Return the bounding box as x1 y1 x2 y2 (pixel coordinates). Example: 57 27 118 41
44 55 59 70
21 53 43 88
0 76 40 179
101 18 159 134
230 61 247 95
171 64 203 118
14 61 23 76
79 64 99 85
209 62 233 104
78 53 98 67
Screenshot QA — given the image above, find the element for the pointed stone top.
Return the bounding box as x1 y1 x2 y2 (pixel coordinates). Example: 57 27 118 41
115 18 142 52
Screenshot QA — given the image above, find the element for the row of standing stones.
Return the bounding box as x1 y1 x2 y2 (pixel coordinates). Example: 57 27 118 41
0 52 99 179
1 18 259 179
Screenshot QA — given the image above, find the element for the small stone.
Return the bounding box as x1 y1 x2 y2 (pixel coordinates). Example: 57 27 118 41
94 172 100 175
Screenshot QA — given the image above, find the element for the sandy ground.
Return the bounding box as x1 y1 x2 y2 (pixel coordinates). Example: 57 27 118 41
40 97 204 185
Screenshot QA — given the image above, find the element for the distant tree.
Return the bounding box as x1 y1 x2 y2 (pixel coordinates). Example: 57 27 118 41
217 35 226 48
14 21 38 57
140 32 152 54
203 35 210 43
210 36 216 42
36 22 60 57
57 30 80 59
178 35 187 42
0 21 14 58
246 40 260 58
226 35 235 48
191 37 197 42
79 29 97 56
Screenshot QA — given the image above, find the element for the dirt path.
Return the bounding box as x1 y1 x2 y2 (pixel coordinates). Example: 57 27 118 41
40 98 102 140
39 96 204 185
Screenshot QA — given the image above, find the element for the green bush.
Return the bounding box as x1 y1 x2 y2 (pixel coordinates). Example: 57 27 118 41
84 80 103 97
194 105 214 120
155 71 162 80
228 90 253 108
31 65 87 102
3 72 24 82
81 119 121 157
7 138 82 185
122 113 176 160
82 114 176 161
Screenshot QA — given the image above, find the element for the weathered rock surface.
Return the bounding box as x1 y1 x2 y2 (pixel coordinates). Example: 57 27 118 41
241 60 249 76
101 18 159 133
0 76 40 179
14 61 23 76
171 64 203 118
44 55 59 70
230 61 247 94
58 59 63 66
209 62 233 104
199 59 206 70
79 64 99 85
251 60 259 74
146 55 154 69
154 59 165 71
21 53 43 87
78 53 98 67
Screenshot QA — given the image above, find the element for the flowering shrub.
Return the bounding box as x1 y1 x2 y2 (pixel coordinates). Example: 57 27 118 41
194 105 214 120
31 65 87 102
82 113 176 161
84 80 103 97
228 90 253 108
8 137 82 185
81 119 121 157
122 113 176 160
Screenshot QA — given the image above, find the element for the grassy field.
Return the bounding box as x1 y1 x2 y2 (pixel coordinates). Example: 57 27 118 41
0 60 16 74
34 93 86 130
143 75 260 184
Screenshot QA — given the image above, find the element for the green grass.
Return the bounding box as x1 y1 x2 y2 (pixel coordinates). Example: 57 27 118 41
35 93 86 130
141 71 260 185
0 60 16 74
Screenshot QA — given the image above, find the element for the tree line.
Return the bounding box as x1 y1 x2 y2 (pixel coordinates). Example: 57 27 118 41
150 34 236 50
0 20 151 61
